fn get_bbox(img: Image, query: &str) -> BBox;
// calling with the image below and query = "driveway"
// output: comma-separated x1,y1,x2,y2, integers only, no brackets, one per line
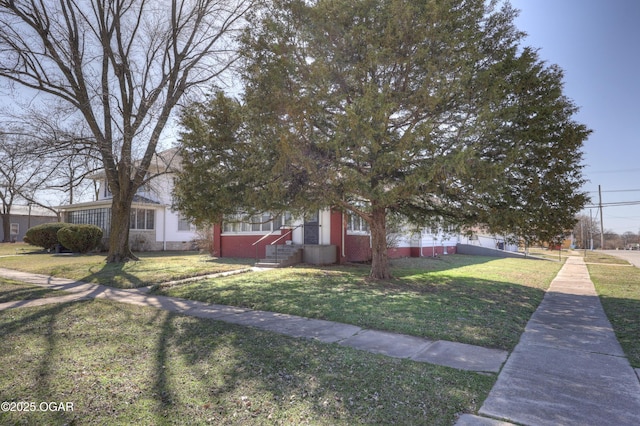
601,249,640,268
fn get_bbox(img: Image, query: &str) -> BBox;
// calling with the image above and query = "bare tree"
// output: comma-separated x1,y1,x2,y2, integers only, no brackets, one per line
0,0,255,261
0,131,58,241
572,213,600,250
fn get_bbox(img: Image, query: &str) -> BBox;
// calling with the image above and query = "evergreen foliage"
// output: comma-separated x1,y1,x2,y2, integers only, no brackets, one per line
174,0,590,279
24,223,68,250
57,224,104,254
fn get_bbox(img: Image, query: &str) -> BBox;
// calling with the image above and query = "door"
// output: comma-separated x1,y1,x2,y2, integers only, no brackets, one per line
303,211,320,245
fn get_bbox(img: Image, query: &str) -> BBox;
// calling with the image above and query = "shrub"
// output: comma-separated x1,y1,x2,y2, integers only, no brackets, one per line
57,224,103,254
24,222,69,250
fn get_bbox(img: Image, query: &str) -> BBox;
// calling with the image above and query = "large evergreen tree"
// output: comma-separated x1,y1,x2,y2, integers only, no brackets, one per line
175,0,589,279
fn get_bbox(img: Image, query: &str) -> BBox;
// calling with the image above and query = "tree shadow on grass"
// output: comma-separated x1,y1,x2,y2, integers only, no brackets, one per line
0,300,494,425
0,302,85,425
79,261,147,289
73,253,253,289
0,284,65,303
142,309,496,425
598,295,640,367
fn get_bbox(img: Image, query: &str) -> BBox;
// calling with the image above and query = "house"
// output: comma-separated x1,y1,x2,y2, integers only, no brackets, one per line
210,208,522,266
211,209,462,265
0,204,59,242
57,149,199,251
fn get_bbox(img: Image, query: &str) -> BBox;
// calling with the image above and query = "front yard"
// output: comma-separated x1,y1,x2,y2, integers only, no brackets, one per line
154,256,561,351
0,297,493,425
1,244,637,424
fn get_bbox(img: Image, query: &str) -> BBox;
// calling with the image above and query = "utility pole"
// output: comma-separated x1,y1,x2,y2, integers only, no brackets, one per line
581,219,585,255
599,185,604,249
590,209,594,250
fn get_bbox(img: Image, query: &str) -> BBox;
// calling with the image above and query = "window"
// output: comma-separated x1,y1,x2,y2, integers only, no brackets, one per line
10,223,19,235
347,214,369,234
222,212,291,233
426,224,456,235
130,208,155,230
178,216,193,232
103,182,112,198
68,208,111,233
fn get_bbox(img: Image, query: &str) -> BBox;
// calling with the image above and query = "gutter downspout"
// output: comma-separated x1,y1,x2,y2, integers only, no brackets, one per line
432,235,436,257
162,205,167,251
342,212,346,259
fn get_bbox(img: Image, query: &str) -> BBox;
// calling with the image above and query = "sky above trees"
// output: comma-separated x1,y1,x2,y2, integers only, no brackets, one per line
510,0,640,234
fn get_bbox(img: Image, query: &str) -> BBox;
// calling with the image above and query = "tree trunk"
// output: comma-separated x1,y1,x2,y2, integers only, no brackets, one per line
1,213,10,242
106,194,138,263
369,205,391,280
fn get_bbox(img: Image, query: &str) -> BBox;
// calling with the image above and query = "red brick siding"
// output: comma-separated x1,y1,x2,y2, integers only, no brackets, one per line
387,247,412,258
345,234,372,262
214,229,291,259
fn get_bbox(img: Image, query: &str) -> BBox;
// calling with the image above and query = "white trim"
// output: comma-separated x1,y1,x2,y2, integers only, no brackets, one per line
221,231,275,236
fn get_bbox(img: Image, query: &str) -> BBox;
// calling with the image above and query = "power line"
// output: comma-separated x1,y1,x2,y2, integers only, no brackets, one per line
585,202,640,208
584,201,640,208
587,168,640,174
586,188,640,193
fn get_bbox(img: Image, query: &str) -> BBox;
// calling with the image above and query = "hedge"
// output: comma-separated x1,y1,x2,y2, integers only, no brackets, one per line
24,222,69,250
57,224,103,254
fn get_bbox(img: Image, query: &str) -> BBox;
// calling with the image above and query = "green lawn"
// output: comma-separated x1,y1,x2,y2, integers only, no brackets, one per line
0,248,252,288
0,298,493,425
155,256,562,351
0,242,42,256
583,250,630,265
587,258,640,367
2,248,639,423
0,250,562,351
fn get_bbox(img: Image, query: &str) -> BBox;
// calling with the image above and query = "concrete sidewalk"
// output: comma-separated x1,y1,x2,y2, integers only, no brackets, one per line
458,256,640,426
0,267,507,373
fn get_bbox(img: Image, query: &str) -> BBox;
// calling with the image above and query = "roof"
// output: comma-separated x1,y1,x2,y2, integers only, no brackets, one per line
57,196,163,211
6,205,58,217
88,147,182,180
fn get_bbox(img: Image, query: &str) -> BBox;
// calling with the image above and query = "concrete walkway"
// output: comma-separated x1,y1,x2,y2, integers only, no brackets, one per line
0,267,507,373
457,256,640,426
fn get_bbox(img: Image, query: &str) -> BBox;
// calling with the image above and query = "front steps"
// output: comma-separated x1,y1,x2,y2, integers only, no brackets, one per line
254,244,303,268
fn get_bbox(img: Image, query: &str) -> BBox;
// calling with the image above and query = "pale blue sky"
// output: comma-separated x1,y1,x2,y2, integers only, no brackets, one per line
509,0,640,234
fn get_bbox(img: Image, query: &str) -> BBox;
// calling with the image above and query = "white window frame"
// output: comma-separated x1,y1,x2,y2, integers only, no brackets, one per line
222,212,292,235
346,213,370,235
130,208,155,230
177,215,194,232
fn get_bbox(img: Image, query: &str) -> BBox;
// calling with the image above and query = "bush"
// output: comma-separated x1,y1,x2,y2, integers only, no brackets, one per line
57,224,103,254
24,222,69,250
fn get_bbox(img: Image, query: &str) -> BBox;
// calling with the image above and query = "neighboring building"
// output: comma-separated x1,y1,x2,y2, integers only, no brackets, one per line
458,232,519,252
0,204,59,242
57,149,199,251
